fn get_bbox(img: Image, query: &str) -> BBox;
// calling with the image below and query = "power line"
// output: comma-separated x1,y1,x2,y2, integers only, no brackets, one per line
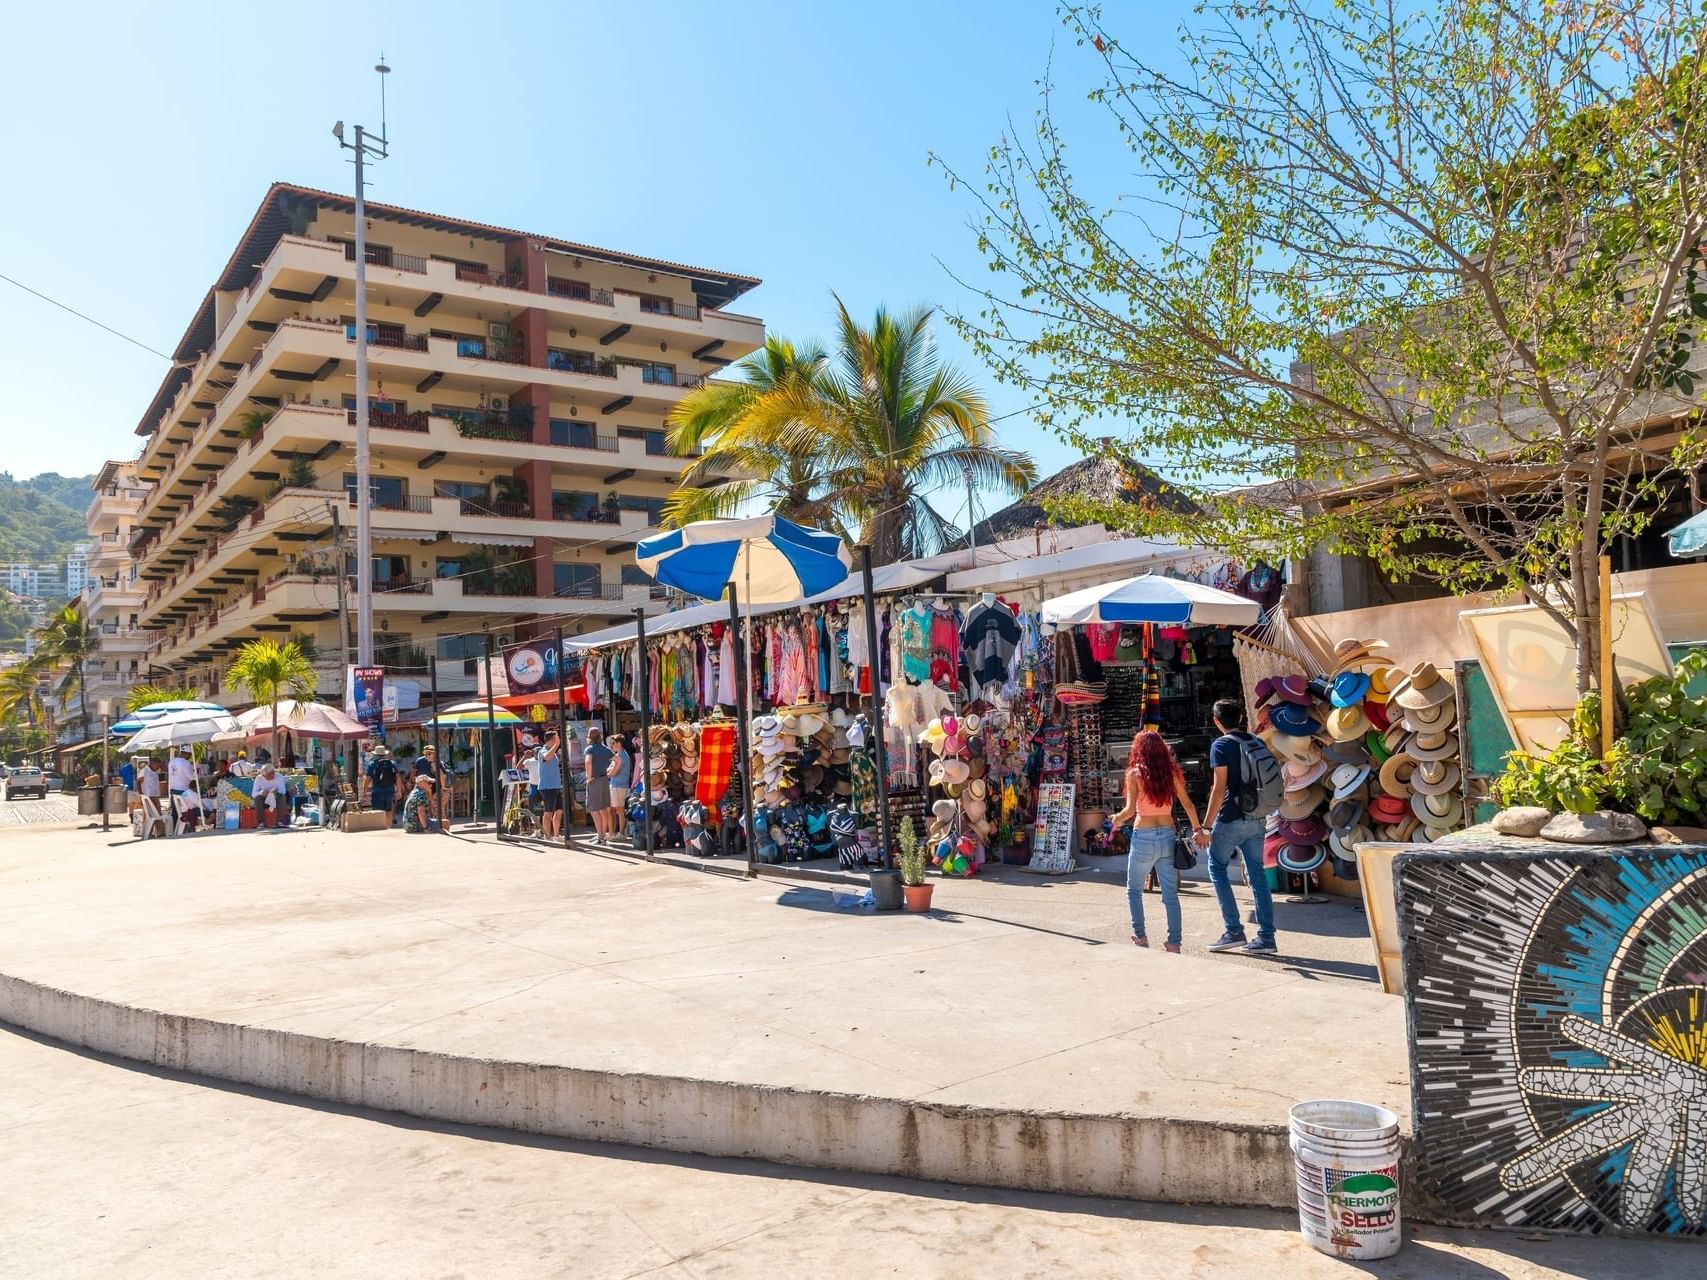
0,271,174,362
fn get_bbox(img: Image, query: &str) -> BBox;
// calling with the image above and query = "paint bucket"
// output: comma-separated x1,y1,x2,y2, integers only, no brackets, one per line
1289,1099,1403,1260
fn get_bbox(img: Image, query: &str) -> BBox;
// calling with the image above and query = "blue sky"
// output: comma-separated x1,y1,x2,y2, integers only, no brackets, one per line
0,1,1191,527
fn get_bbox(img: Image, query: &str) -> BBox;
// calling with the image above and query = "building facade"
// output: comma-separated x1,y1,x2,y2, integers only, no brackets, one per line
63,543,91,598
127,184,762,699
70,461,151,728
0,562,64,599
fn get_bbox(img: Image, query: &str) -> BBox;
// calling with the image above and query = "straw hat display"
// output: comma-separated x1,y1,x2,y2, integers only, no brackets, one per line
1253,642,1468,878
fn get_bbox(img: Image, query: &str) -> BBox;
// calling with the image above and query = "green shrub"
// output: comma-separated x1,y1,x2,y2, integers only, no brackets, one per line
895,816,928,885
1496,651,1707,824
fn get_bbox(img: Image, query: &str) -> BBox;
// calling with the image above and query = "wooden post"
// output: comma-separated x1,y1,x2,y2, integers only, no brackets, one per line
1599,555,1614,757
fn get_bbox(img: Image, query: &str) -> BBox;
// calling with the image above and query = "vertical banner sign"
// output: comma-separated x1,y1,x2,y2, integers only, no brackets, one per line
353,666,385,739
1029,782,1077,872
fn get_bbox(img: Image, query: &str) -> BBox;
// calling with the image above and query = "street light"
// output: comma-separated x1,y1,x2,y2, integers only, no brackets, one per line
94,697,116,832
333,56,392,669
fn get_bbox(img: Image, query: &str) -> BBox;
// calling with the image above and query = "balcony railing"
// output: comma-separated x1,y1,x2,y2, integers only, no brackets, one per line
555,580,623,601
344,492,433,514
462,575,539,598
449,409,533,441
348,407,431,433
460,498,530,519
547,280,614,306
351,575,431,596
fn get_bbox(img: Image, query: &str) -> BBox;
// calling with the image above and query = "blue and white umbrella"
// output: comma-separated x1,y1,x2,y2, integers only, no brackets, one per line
110,699,230,737
1666,509,1707,559
636,516,850,873
1041,572,1260,629
635,515,851,604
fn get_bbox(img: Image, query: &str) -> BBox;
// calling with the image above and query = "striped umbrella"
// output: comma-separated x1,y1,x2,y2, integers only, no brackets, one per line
110,699,230,737
420,700,523,728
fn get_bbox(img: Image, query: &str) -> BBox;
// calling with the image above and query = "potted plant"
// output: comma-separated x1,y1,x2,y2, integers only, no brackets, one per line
896,817,933,912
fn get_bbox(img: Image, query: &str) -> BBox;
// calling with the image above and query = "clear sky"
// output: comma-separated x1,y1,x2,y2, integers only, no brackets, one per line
0,0,1190,527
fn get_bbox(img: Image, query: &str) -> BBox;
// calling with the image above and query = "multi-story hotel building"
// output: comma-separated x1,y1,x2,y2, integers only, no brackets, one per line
72,461,151,727
128,183,762,698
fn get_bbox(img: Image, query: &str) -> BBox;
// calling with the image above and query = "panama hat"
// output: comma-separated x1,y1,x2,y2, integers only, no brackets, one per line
1386,813,1422,842
1262,731,1317,764
1277,814,1328,844
1279,786,1325,820
1277,841,1327,873
1404,696,1457,729
938,757,971,786
1326,704,1369,742
1369,792,1409,824
754,714,781,735
1412,790,1464,828
1366,665,1402,700
1408,730,1458,762
1330,762,1372,801
1393,662,1454,710
1330,637,1392,673
967,777,989,800
1413,759,1462,796
1323,739,1371,766
1283,757,1329,791
1256,674,1313,708
961,713,983,736
1329,671,1371,708
919,718,947,746
1269,702,1323,737
1329,824,1372,860
1328,796,1367,830
1377,751,1416,798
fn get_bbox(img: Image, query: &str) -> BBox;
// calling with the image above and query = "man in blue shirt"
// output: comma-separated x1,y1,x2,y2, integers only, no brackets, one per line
118,756,137,793
535,733,563,839
1200,697,1279,955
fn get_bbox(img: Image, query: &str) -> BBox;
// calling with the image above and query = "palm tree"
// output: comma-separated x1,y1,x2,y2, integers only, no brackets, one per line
125,682,202,713
662,336,843,530
224,637,317,760
0,658,52,740
664,301,1036,562
34,603,99,739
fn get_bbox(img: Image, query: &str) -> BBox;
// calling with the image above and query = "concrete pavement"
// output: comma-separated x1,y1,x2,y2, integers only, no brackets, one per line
3,1024,1693,1280
0,793,80,826
0,823,1407,1210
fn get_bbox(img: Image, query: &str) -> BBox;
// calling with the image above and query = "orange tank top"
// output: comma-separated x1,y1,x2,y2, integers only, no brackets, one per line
1128,767,1175,818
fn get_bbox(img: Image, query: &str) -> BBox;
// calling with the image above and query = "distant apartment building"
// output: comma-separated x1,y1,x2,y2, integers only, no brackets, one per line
0,562,64,599
63,542,91,597
126,183,763,697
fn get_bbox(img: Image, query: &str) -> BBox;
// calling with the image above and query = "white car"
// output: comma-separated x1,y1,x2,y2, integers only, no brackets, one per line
2,766,47,800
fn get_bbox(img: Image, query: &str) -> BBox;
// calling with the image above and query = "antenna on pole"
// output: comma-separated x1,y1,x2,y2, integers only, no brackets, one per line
374,55,391,156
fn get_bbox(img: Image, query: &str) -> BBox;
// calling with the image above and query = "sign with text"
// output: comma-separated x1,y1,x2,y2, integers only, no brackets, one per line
350,666,385,739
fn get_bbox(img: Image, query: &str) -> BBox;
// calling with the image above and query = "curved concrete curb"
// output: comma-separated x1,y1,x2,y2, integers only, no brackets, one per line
0,971,1296,1209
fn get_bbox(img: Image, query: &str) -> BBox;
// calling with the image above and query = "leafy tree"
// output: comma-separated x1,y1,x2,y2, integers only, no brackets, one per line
0,658,53,743
939,0,1707,700
224,637,317,759
666,301,1036,563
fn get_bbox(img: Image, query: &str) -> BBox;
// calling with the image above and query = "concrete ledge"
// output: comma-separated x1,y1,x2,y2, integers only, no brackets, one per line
0,970,1295,1209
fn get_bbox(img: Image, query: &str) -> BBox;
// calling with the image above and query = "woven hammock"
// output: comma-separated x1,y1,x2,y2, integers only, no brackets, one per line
1232,604,1326,724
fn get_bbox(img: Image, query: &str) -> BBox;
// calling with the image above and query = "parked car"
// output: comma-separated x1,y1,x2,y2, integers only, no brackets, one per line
2,766,47,800
41,768,66,791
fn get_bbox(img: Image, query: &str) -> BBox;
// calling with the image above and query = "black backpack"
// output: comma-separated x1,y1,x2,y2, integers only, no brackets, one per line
1229,733,1284,819
370,759,397,790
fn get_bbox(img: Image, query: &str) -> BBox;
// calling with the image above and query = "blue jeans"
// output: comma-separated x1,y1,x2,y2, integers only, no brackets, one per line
1207,816,1275,942
1126,826,1182,945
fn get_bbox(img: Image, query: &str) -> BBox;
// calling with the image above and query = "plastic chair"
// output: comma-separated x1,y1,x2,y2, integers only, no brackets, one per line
171,792,202,835
135,796,169,841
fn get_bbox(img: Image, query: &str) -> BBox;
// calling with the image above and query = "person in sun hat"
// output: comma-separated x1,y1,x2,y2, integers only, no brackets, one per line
1110,730,1205,954
1201,697,1281,956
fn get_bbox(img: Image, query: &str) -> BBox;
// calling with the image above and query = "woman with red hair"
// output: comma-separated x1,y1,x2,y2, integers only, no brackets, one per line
1110,731,1205,951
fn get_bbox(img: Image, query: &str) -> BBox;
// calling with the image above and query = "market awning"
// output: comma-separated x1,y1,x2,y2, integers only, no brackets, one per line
53,737,107,754
460,532,534,548
563,560,944,650
372,528,439,541
1667,509,1707,558
495,686,586,711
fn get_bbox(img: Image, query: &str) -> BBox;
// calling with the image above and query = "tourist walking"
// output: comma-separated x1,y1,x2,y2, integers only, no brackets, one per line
1110,730,1205,952
535,732,564,840
607,733,632,839
365,746,398,825
584,726,613,842
1201,698,1281,954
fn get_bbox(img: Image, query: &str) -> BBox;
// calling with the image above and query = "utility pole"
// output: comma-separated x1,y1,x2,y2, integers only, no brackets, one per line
333,56,391,667
330,501,352,678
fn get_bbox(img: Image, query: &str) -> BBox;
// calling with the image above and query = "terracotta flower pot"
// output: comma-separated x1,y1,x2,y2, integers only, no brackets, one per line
902,882,934,913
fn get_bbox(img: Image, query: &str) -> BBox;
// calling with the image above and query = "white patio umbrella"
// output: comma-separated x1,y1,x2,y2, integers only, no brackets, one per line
1041,572,1261,629
235,699,369,742
119,707,243,753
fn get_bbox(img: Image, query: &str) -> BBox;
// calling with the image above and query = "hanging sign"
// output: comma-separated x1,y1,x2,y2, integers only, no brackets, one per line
350,666,385,740
1029,782,1077,872
498,638,582,695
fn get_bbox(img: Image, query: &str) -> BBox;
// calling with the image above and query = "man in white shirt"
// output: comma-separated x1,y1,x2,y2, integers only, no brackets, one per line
250,762,289,828
229,750,256,779
139,759,161,800
167,749,195,797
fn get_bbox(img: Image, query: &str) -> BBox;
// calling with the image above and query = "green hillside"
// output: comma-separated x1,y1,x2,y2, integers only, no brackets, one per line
0,472,94,570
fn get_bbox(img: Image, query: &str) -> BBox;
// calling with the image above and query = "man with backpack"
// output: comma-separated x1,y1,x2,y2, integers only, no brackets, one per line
1199,697,1280,955
364,745,399,825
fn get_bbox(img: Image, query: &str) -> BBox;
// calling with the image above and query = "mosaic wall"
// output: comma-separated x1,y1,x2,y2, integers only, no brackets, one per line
1397,845,1707,1235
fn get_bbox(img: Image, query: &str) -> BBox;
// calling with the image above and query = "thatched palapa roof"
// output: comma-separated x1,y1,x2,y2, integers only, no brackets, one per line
970,447,1201,545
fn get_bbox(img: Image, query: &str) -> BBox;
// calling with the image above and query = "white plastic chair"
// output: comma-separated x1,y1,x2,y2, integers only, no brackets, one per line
171,792,202,835
135,796,168,841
